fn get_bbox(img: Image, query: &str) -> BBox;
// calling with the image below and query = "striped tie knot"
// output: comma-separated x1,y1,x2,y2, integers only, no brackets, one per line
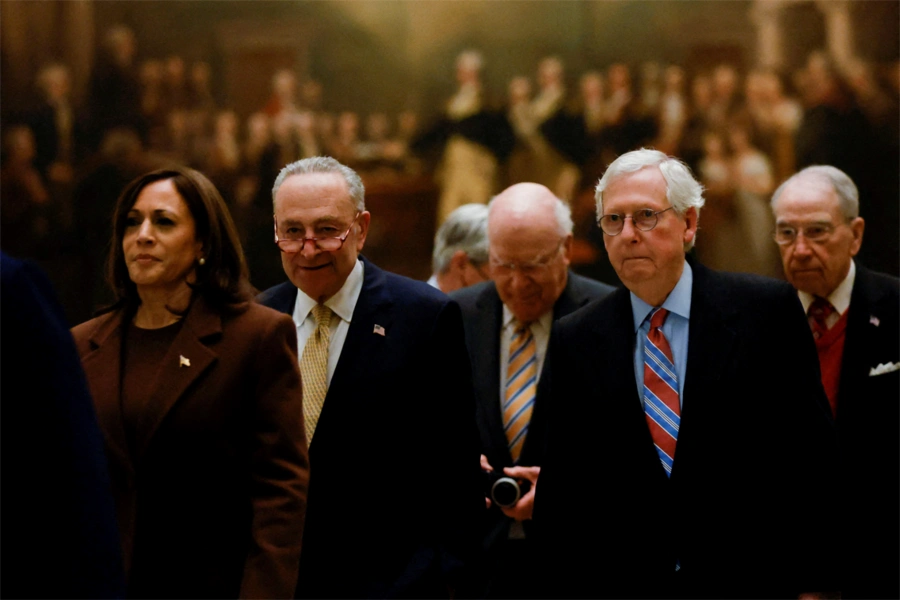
643,307,680,477
650,306,669,330
504,320,537,464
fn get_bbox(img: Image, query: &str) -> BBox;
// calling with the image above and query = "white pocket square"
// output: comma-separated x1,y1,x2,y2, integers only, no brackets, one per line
869,362,900,376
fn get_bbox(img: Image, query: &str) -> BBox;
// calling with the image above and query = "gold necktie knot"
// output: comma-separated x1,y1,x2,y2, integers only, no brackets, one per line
313,303,334,328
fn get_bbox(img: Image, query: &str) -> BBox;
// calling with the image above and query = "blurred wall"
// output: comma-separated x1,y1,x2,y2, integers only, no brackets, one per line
3,0,896,122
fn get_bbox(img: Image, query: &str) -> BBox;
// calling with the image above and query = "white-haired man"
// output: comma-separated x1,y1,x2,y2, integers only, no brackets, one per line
534,149,838,598
771,165,899,600
428,202,490,294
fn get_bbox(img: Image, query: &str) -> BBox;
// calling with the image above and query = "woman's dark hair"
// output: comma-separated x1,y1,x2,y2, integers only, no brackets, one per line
104,165,254,314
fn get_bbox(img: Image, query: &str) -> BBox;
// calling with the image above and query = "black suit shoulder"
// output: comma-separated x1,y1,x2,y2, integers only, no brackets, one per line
839,261,899,599
448,279,495,313
566,271,617,298
451,271,614,317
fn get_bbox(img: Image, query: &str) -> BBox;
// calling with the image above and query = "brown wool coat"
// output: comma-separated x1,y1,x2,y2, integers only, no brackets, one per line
71,297,309,599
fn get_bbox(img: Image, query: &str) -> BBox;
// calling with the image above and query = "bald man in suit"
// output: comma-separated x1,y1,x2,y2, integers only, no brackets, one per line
450,183,614,598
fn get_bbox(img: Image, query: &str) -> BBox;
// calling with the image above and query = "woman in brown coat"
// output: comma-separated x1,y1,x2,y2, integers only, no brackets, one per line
71,166,309,599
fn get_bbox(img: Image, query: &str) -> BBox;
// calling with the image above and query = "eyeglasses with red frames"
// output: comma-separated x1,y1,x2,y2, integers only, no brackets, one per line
274,212,361,253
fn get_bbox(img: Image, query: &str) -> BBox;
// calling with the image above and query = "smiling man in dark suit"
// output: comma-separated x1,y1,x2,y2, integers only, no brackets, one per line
771,165,899,600
533,148,838,599
257,156,484,599
449,182,614,598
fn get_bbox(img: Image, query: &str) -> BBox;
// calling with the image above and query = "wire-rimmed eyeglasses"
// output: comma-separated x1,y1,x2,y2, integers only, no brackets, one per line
773,221,841,246
598,206,676,236
489,238,565,278
274,212,361,253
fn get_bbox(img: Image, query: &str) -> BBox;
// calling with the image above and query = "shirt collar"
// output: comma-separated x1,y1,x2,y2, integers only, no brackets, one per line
292,259,364,324
502,304,553,335
797,259,855,315
631,260,693,333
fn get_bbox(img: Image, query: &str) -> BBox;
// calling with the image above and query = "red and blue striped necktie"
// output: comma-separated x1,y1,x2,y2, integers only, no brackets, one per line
643,308,680,477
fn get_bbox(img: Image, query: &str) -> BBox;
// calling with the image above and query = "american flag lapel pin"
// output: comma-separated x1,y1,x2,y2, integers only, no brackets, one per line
870,315,880,327
373,324,385,336
179,354,191,368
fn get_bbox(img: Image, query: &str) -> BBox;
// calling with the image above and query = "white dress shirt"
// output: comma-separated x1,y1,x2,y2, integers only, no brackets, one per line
797,260,855,329
291,259,364,388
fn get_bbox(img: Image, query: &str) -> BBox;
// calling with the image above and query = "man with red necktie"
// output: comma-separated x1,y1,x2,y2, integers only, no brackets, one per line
534,149,838,599
771,165,899,600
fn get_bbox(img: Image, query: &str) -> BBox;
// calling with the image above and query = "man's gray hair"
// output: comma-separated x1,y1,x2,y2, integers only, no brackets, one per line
595,148,705,250
432,203,490,274
272,156,366,212
770,165,859,220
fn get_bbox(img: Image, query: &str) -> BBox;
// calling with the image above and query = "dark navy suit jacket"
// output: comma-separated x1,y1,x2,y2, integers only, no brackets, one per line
838,261,899,600
1,252,125,599
450,272,614,597
534,260,839,599
258,255,484,599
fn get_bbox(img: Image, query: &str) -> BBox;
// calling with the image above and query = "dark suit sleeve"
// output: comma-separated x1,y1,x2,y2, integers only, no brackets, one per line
0,252,126,599
427,300,485,593
240,311,310,599
529,318,585,596
758,284,840,593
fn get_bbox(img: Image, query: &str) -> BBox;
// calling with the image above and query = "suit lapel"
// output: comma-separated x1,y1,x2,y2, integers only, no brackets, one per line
838,262,889,420
317,258,392,448
521,274,600,462
678,264,738,467
134,298,221,458
551,273,591,319
82,311,132,471
474,285,505,459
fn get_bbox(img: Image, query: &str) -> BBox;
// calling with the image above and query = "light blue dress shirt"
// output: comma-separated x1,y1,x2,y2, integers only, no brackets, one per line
631,261,692,408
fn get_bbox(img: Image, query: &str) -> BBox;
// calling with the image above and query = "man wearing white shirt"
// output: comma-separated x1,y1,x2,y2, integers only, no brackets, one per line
258,156,483,599
428,203,490,294
771,165,899,600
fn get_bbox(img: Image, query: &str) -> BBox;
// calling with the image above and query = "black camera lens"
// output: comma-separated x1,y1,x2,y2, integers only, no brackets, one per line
484,471,532,508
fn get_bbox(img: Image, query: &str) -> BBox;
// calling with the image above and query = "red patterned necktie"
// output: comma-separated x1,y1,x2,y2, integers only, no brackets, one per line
643,308,680,477
808,296,835,340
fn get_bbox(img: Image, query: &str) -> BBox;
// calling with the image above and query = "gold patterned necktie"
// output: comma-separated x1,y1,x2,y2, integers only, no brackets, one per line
300,304,335,442
504,320,537,463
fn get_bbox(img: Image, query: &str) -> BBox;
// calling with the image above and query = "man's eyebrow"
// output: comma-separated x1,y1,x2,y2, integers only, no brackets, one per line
775,219,833,226
278,216,345,227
